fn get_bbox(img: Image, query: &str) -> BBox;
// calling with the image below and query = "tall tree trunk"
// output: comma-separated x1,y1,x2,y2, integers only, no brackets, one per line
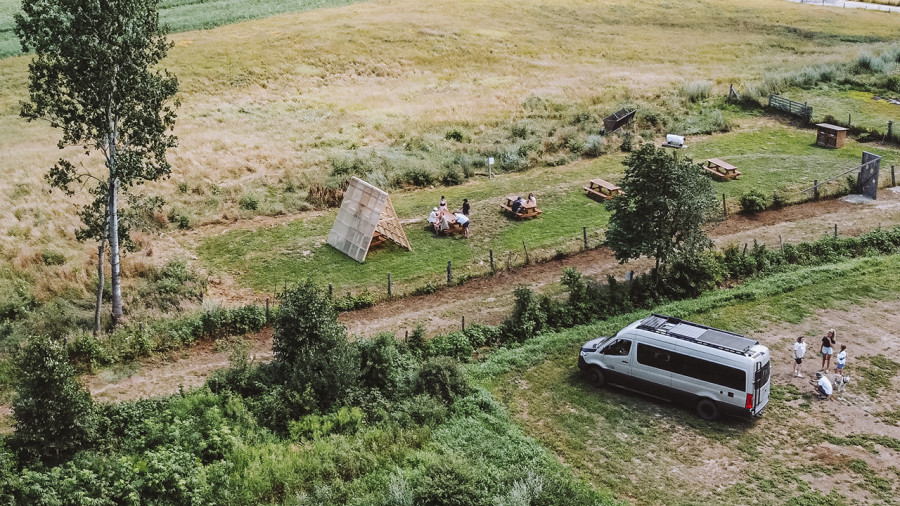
109,177,123,326
93,240,106,336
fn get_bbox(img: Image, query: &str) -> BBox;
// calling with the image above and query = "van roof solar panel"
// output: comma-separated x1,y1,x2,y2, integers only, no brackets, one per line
639,314,758,355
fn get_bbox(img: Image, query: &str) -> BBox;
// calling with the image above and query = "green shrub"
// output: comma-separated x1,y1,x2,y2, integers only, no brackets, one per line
499,286,547,344
136,260,207,311
406,324,428,356
740,189,769,214
11,336,97,466
239,193,259,211
441,166,464,186
582,134,606,157
427,331,473,362
68,333,108,371
41,250,65,266
272,279,358,412
333,291,375,312
289,406,364,442
400,167,435,187
358,332,417,399
444,128,466,142
415,356,471,405
620,132,634,152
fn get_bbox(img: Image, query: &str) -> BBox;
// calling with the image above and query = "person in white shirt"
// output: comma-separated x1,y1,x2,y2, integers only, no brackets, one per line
527,192,537,207
427,207,438,224
835,345,848,376
812,371,832,399
454,212,470,238
792,336,807,378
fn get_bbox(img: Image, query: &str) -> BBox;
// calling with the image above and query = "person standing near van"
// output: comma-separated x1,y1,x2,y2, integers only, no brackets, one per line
820,329,836,371
835,345,848,376
792,336,807,378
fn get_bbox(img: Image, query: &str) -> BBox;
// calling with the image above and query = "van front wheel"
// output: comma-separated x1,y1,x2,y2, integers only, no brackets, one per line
586,367,606,387
696,399,720,421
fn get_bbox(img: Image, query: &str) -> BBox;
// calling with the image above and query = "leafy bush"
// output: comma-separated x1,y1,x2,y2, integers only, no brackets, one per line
41,250,65,266
582,134,606,157
239,193,259,211
444,128,466,142
414,356,471,405
358,332,417,399
272,279,358,413
11,336,97,466
332,290,375,312
406,324,428,357
499,286,547,344
399,167,435,187
427,331,473,362
620,132,634,152
441,166,464,186
289,406,364,442
740,189,769,214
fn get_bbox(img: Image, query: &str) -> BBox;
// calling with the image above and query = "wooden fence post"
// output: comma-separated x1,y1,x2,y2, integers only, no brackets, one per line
447,260,452,284
779,234,784,251
892,165,896,187
489,249,495,272
813,180,819,200
387,273,392,298
583,226,588,250
523,241,530,264
722,193,727,217
834,224,838,239
265,298,270,323
461,316,465,332
328,283,333,298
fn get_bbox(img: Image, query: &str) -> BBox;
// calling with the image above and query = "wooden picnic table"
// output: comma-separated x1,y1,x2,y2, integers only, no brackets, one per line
500,195,542,219
704,158,741,180
583,178,624,200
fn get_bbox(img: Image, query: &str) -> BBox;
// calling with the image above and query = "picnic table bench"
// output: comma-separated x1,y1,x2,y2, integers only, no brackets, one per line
500,195,542,219
583,178,624,200
704,158,741,180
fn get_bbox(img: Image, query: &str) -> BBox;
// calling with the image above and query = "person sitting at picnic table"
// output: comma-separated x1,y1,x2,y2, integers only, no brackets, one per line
439,196,447,211
438,211,450,232
515,196,527,214
510,196,523,214
454,212,470,238
427,207,438,225
527,193,536,207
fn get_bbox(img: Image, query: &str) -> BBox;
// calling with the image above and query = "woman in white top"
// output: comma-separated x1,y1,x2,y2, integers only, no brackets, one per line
527,193,536,207
835,345,848,376
792,336,807,378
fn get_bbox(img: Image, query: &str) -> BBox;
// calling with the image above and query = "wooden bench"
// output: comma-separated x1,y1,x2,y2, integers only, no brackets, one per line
500,195,542,219
704,158,741,180
584,178,624,200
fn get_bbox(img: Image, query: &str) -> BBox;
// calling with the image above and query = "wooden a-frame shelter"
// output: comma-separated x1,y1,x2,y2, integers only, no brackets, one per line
326,177,411,263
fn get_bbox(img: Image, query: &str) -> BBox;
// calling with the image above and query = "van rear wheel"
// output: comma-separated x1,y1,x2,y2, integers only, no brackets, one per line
586,367,606,387
696,399,720,421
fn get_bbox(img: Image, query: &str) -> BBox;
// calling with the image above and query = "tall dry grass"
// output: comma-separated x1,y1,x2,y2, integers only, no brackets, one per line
1,0,899,300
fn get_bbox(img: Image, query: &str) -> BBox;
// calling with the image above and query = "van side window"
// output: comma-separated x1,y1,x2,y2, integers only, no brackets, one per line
637,343,746,390
601,339,632,356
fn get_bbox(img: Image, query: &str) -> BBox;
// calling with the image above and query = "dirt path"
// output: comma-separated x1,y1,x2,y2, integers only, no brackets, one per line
59,187,900,404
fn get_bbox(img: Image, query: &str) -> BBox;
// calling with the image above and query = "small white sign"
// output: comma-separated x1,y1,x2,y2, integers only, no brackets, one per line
488,157,494,165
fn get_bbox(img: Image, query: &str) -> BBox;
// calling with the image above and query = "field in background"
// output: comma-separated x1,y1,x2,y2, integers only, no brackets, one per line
2,0,900,302
0,0,363,58
198,122,900,296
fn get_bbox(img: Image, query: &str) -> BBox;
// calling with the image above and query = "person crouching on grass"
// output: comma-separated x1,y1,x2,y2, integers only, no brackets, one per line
792,336,807,378
810,371,833,400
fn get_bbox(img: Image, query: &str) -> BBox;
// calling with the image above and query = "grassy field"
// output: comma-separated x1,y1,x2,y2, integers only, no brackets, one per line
198,122,900,296
0,0,364,59
3,0,900,309
785,87,900,133
479,253,900,504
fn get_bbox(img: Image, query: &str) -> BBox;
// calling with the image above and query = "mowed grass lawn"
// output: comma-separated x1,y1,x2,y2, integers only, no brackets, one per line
786,87,900,133
198,122,900,295
484,254,900,504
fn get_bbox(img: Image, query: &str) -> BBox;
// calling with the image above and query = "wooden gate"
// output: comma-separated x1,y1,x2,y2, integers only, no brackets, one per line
858,151,881,200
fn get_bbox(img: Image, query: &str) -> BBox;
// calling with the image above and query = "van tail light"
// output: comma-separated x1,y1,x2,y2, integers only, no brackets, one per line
745,393,754,410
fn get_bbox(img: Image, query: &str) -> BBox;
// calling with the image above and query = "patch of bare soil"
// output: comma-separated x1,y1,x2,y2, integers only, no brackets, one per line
3,188,893,409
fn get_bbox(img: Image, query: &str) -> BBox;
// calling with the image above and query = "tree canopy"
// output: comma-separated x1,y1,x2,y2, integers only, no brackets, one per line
15,0,178,325
605,144,717,275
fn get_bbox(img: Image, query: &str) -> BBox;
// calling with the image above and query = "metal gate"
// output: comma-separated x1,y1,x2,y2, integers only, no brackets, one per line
858,151,881,200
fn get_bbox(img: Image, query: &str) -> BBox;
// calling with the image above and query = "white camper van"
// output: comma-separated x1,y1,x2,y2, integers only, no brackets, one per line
578,314,770,420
